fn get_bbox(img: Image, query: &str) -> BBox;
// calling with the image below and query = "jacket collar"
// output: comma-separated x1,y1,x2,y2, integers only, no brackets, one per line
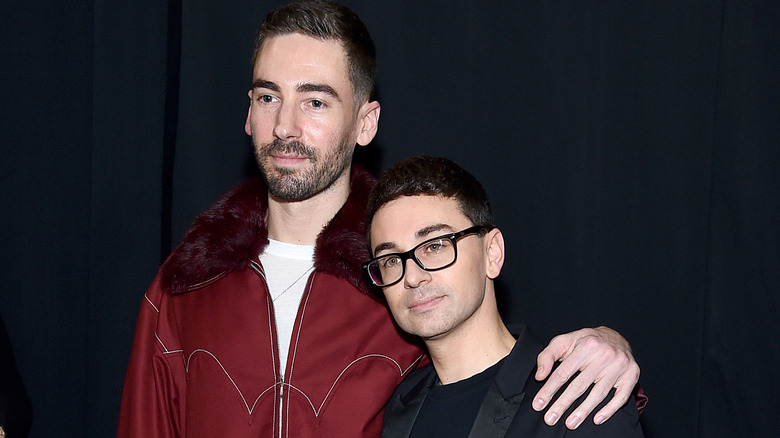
384,325,541,438
159,166,376,295
468,324,540,438
491,324,541,400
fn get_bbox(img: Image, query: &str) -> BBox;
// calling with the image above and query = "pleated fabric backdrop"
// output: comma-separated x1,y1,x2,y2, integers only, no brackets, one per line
1,1,777,436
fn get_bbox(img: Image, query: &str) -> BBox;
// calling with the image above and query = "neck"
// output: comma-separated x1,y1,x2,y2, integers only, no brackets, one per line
266,170,351,245
425,290,516,385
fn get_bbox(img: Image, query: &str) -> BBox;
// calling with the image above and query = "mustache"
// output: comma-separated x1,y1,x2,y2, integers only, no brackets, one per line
260,139,316,159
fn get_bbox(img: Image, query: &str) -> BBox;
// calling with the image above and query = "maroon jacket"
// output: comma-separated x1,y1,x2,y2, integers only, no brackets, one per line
118,167,425,437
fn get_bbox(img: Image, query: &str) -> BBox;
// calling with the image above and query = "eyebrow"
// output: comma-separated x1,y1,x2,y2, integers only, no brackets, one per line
372,223,455,256
416,223,453,239
251,79,279,92
298,83,341,102
250,79,341,102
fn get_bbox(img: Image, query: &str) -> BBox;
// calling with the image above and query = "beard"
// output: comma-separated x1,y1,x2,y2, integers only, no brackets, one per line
253,133,354,201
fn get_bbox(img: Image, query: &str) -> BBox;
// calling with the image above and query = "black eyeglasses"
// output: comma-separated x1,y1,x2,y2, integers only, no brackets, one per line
362,225,492,287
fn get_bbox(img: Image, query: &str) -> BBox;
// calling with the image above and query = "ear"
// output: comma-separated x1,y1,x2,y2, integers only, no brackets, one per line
244,90,253,136
484,228,505,280
355,100,381,146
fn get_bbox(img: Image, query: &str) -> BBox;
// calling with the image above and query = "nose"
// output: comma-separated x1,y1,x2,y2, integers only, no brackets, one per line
273,101,302,140
403,258,430,289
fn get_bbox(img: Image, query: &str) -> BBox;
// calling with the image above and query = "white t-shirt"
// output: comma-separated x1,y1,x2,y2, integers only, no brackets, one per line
259,239,315,379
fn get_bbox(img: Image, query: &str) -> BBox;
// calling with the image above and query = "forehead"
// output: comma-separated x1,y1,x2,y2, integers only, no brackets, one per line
371,195,470,242
253,33,350,87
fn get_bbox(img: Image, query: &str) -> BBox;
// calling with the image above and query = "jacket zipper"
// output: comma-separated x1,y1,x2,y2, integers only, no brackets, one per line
252,260,315,438
277,273,315,438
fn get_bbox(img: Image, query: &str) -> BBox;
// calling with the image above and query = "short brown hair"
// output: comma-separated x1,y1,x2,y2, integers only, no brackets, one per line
251,0,376,104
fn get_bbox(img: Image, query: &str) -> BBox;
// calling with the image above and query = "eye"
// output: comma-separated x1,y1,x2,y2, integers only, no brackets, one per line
382,255,402,268
309,99,325,108
423,239,445,253
257,94,276,103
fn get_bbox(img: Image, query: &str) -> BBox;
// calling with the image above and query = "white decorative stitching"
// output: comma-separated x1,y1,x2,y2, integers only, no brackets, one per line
186,348,277,415
284,271,315,438
402,353,425,376
188,272,227,289
155,332,172,352
146,293,177,354
181,349,419,419
284,353,419,417
249,260,265,281
144,293,159,313
264,268,280,437
170,264,421,428
283,272,422,419
251,259,281,437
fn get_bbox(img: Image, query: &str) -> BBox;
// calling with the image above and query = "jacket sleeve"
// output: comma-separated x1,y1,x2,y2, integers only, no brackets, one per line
117,278,186,438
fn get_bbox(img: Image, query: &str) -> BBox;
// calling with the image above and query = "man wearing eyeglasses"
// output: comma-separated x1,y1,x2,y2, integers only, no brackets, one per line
364,156,645,437
119,1,644,436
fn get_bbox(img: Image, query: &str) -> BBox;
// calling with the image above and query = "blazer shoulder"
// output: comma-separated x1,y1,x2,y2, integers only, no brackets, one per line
396,364,435,393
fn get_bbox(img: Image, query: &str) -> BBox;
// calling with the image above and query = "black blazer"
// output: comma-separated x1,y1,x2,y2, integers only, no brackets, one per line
381,325,644,437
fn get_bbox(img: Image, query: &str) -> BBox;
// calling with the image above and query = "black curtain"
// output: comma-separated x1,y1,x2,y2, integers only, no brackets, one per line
1,1,777,437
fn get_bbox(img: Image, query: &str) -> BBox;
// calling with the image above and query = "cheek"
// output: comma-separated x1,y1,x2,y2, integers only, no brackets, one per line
383,289,405,316
311,116,352,141
310,110,356,142
305,123,327,141
248,110,274,135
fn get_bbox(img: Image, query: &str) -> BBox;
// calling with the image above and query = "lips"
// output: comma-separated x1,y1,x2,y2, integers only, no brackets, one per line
408,295,444,313
271,154,309,166
260,139,316,166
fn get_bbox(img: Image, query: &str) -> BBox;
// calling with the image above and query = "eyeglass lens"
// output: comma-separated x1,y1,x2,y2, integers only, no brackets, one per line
368,237,456,286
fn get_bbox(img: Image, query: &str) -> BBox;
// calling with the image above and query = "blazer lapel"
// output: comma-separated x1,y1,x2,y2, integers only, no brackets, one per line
467,325,542,438
467,384,525,438
381,370,438,438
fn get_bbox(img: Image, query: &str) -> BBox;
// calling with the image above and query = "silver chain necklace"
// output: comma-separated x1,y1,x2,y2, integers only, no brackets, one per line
271,266,314,302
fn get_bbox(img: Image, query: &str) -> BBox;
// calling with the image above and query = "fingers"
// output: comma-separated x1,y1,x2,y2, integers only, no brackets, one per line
592,367,640,425
558,375,615,429
533,328,641,429
534,329,586,382
537,342,603,426
533,333,591,413
535,350,554,381
535,338,562,382
554,352,638,429
555,338,631,428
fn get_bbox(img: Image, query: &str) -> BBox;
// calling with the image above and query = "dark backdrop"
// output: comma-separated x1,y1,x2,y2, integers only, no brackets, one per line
2,1,777,437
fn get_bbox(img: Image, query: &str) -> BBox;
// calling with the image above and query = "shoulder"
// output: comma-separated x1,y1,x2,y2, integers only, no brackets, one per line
500,326,644,436
393,364,436,398
384,363,436,413
159,177,269,293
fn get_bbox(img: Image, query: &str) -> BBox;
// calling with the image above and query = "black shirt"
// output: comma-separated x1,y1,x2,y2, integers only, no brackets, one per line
410,357,506,437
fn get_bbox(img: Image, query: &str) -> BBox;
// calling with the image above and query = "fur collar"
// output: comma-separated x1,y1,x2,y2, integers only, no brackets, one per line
159,166,376,295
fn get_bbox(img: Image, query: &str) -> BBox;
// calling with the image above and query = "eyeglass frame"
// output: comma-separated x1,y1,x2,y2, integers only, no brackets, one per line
362,225,493,288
